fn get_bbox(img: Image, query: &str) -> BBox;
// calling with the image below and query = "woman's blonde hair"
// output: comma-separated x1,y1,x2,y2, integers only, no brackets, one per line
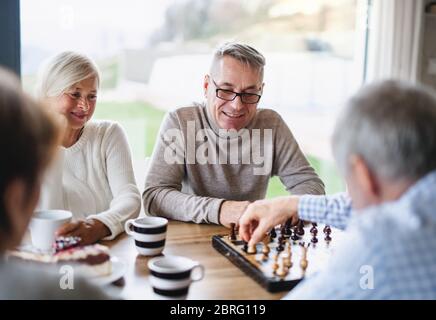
35,51,100,99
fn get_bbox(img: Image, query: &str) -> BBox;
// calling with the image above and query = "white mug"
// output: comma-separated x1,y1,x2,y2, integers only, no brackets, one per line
148,255,205,300
125,216,168,256
29,210,72,251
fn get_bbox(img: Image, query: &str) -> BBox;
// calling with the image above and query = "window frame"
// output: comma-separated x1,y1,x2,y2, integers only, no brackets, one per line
0,0,21,77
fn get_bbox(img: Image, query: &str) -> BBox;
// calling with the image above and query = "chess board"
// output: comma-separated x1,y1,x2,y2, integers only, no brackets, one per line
212,223,341,292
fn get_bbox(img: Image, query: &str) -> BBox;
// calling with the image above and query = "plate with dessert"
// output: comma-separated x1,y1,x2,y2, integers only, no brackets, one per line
87,256,126,286
8,236,126,286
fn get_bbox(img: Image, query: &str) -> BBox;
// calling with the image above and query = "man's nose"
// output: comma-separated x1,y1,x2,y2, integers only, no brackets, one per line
229,95,244,112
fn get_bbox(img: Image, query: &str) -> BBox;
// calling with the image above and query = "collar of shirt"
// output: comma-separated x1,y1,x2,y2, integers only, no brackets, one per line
352,169,436,230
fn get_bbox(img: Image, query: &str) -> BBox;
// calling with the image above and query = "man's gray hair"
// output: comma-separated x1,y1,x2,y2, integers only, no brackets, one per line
211,42,266,79
332,80,436,181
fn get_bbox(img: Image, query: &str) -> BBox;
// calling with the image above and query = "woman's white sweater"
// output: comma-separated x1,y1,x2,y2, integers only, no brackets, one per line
38,120,141,240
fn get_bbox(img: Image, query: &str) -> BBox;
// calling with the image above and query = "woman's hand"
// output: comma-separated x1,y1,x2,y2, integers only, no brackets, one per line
56,219,111,245
238,196,300,247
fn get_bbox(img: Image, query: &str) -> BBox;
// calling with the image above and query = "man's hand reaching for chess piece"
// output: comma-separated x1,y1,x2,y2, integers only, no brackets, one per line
239,196,300,246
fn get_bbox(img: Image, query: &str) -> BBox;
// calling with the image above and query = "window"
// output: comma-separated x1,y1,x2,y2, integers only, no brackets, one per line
21,0,369,195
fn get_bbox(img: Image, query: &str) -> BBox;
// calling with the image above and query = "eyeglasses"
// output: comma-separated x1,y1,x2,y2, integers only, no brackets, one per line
212,79,261,104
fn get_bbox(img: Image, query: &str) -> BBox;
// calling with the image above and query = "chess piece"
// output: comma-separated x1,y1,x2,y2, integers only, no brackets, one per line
280,225,286,237
300,245,308,273
284,256,292,268
284,219,292,237
272,254,279,273
286,241,291,255
247,244,257,254
284,245,292,268
310,224,318,244
276,236,285,252
269,228,277,240
282,255,292,269
296,220,305,236
261,253,269,262
300,257,308,272
262,242,270,254
323,225,332,243
276,258,288,278
229,223,237,241
290,228,299,241
262,235,270,253
242,241,248,252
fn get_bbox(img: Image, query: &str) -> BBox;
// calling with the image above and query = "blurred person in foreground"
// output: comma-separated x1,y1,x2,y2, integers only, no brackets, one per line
0,68,108,299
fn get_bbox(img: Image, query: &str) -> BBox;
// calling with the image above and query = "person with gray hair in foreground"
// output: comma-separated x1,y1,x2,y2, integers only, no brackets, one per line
239,80,436,299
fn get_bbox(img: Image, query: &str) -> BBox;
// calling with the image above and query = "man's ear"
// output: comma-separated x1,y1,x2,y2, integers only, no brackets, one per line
203,74,210,98
350,155,380,200
260,82,265,96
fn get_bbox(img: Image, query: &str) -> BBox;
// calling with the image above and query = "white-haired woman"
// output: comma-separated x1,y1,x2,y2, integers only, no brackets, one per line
36,51,141,245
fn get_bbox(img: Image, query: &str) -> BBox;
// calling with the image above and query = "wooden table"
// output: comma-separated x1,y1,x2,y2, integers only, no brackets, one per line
102,220,286,300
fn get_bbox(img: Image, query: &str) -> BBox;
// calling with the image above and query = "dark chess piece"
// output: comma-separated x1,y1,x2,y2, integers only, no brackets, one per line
284,219,293,237
269,228,277,240
296,220,305,236
290,229,300,241
229,223,237,241
324,225,332,242
280,225,286,239
276,236,285,252
310,224,318,244
323,225,331,234
276,242,284,252
242,241,248,252
310,223,318,235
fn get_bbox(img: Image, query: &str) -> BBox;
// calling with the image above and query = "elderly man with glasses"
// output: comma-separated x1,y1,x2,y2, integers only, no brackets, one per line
143,42,324,227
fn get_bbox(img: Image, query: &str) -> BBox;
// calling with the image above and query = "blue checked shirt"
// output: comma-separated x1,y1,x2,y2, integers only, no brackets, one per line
284,170,436,300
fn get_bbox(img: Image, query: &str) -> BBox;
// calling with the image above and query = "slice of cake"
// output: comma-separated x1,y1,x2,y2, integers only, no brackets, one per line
54,243,112,277
8,237,112,277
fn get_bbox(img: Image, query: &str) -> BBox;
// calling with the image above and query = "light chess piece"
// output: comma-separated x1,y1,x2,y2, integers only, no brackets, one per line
300,244,308,275
276,258,288,278
247,243,256,254
272,253,279,274
262,239,270,254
